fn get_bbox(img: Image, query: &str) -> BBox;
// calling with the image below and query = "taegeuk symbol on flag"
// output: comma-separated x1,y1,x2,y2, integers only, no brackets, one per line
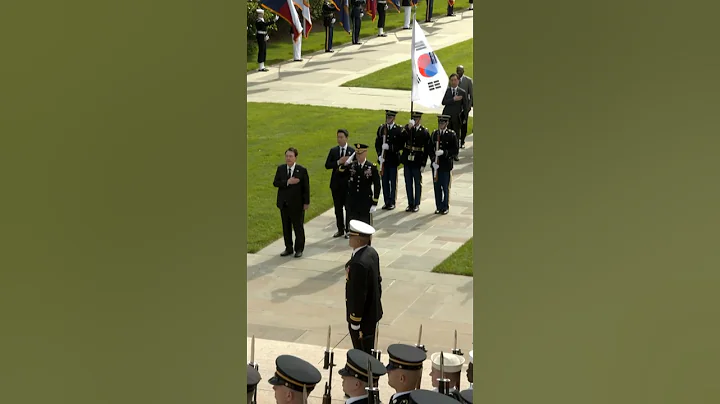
411,19,448,108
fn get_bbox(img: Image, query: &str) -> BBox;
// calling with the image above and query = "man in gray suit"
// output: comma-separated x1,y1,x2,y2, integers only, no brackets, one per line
456,65,473,150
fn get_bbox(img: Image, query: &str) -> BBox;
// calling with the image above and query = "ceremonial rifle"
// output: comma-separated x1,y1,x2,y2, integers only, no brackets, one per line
433,131,440,182
414,324,427,389
379,124,387,176
437,352,452,396
322,326,336,404
366,357,381,404
370,324,382,361
452,329,463,356
249,335,259,404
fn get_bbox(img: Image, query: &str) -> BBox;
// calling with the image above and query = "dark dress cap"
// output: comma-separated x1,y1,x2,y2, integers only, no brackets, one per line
411,111,424,119
458,389,473,404
386,344,427,371
268,355,322,393
437,114,451,121
247,364,261,393
354,143,370,151
409,389,461,404
338,348,387,383
385,110,398,116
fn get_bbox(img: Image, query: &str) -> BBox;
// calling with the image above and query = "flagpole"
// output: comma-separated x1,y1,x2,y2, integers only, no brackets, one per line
410,4,416,116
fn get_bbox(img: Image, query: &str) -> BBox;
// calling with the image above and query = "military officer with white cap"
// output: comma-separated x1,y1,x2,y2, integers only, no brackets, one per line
466,350,473,389
345,220,383,355
255,9,280,72
268,354,322,404
429,352,465,398
247,364,261,404
386,344,427,404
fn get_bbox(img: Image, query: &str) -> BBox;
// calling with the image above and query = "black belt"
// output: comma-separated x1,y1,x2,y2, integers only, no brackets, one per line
256,31,267,35
405,146,424,151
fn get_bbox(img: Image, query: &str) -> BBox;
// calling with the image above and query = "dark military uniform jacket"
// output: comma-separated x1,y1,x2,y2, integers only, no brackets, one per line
255,18,269,41
351,0,367,10
341,159,381,210
428,128,459,172
345,245,383,327
400,123,431,167
431,388,462,402
346,395,383,404
389,391,412,404
401,0,412,6
375,123,404,168
322,1,336,27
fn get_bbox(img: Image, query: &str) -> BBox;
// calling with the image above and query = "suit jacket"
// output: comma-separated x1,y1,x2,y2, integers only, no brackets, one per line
346,245,383,326
441,86,469,119
458,75,473,109
325,144,355,190
429,129,459,171
375,123,404,167
273,164,310,210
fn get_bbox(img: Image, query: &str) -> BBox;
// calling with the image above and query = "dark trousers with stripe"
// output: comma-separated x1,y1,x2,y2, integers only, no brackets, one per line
324,25,334,51
256,36,266,63
404,164,423,207
377,2,386,28
433,170,451,211
351,7,362,43
447,1,454,15
425,0,434,21
348,321,376,355
381,164,398,206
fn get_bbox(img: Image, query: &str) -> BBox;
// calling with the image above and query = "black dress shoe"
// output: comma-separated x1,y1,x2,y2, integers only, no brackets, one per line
344,233,350,239
412,206,420,212
294,251,303,258
326,49,334,53
333,231,344,238
258,68,269,72
405,206,413,212
280,250,293,257
442,209,449,215
435,210,441,214
387,205,396,210
381,205,389,210
454,156,460,161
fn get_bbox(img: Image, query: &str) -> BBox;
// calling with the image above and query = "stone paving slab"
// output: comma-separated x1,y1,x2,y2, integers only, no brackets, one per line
248,338,473,404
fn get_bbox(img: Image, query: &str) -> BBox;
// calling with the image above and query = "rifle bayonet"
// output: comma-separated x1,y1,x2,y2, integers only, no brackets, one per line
452,329,463,356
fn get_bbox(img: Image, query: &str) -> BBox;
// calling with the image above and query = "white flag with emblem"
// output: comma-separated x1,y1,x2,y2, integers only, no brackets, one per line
411,18,448,108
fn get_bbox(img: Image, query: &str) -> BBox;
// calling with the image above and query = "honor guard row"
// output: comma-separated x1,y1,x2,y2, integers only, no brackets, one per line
248,335,473,403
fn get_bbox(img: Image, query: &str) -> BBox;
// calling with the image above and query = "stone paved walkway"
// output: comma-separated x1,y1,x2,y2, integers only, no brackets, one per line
247,10,475,389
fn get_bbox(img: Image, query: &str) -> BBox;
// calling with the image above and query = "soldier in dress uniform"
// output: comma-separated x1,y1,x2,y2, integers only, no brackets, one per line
345,220,383,354
255,9,279,72
350,0,367,45
339,143,381,225
424,0,435,23
268,354,322,404
466,350,473,389
446,0,455,17
408,389,461,404
338,349,387,403
377,0,389,36
429,352,465,398
387,344,427,404
468,0,473,10
247,364,261,404
290,6,304,62
429,115,459,215
402,0,412,29
323,0,337,52
400,111,431,212
375,110,404,211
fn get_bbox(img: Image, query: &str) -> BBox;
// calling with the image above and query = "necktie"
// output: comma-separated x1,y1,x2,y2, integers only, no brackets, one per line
341,147,345,156
288,166,291,177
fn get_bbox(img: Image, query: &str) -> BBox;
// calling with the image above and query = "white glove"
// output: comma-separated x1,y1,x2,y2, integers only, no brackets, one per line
432,163,439,170
409,119,415,126
332,18,336,23
350,324,361,331
385,4,389,9
435,150,444,156
265,35,269,41
382,143,389,150
422,165,426,172
361,12,365,17
378,156,384,165
275,15,280,21
370,205,377,213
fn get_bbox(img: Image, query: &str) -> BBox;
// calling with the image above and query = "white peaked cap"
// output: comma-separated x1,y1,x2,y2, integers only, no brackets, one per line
256,9,264,13
469,350,473,364
430,352,465,373
348,220,376,236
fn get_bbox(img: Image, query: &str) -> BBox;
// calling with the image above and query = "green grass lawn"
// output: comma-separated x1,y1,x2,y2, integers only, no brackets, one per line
342,38,473,90
247,102,473,252
432,238,472,276
247,1,472,71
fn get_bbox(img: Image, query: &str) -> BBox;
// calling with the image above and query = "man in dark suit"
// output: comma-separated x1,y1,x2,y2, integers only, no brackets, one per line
273,147,310,258
441,73,469,161
456,65,473,149
325,129,355,238
345,220,383,354
339,143,381,226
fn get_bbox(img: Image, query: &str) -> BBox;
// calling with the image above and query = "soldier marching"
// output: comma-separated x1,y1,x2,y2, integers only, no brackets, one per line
400,111,431,212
